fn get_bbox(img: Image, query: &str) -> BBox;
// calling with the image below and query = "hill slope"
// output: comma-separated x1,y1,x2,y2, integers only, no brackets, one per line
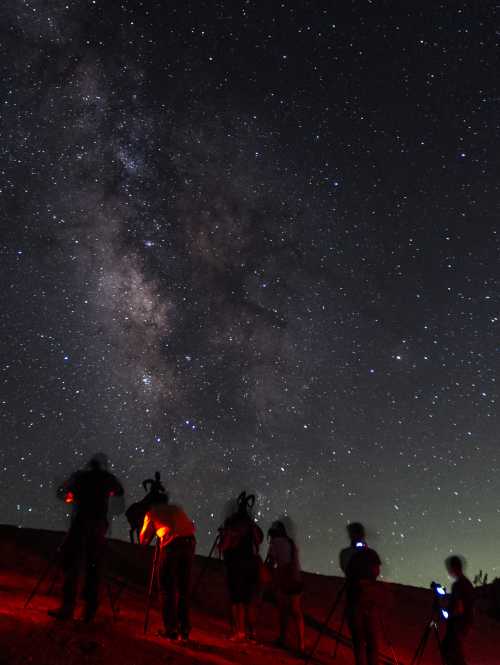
0,526,497,665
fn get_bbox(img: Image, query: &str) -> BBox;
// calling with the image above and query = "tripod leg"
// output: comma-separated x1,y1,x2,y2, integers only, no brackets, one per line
106,577,118,621
25,558,56,608
410,624,431,665
332,605,346,660
110,576,128,612
379,616,400,665
304,584,345,665
47,566,61,595
192,535,219,598
144,541,160,634
432,623,446,665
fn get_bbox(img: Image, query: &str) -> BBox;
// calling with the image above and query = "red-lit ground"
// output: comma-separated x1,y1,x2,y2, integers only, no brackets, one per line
0,526,497,664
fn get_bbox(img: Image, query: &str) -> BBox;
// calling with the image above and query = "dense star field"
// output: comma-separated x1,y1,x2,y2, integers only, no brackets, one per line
1,2,498,586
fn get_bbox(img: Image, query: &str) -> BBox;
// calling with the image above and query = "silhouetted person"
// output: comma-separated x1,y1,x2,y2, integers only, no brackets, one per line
140,493,196,641
219,491,264,642
49,453,124,622
125,472,168,543
442,556,475,665
339,522,381,665
142,471,166,497
266,521,305,654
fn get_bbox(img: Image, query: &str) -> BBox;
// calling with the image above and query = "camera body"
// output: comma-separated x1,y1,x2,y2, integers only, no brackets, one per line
430,581,446,597
430,581,448,620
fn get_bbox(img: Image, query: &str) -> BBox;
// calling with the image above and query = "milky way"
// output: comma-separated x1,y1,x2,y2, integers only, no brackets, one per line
1,1,499,586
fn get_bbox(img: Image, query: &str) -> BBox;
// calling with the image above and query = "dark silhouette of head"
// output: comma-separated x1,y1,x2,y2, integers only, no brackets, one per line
89,452,109,471
268,520,287,539
236,491,256,515
149,491,169,507
347,522,366,544
446,555,465,579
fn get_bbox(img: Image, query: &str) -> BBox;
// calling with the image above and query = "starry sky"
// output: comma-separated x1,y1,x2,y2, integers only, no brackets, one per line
1,1,499,587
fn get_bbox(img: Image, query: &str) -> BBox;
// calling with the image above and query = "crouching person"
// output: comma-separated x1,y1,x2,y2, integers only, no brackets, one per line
140,493,196,641
266,521,305,655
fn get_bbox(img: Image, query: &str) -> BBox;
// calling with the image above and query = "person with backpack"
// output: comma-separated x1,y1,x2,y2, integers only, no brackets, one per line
218,492,264,642
266,521,305,654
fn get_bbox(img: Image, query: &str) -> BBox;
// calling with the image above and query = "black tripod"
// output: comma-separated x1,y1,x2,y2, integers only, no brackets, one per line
143,539,161,634
25,534,67,609
192,531,221,598
305,583,346,664
25,534,119,620
410,608,446,665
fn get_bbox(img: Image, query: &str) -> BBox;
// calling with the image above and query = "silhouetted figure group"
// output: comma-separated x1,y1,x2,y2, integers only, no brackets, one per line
47,458,476,665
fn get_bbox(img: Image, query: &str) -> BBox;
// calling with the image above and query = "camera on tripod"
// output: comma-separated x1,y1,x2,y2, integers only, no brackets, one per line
430,581,448,620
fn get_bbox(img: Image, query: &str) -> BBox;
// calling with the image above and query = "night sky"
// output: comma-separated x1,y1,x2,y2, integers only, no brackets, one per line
1,1,499,587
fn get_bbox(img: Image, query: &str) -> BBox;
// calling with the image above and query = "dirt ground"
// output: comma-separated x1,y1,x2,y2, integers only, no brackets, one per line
0,526,498,665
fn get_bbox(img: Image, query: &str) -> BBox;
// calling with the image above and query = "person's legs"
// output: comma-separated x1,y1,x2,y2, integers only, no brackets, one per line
348,609,368,665
59,527,82,616
82,521,107,620
177,539,195,638
159,545,178,635
290,594,305,652
365,610,380,665
442,626,467,665
245,600,257,640
231,603,246,639
276,591,289,644
245,556,260,639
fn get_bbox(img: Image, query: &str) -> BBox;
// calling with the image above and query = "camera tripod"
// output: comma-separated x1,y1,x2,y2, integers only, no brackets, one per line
192,531,222,598
143,538,161,634
410,611,446,665
305,584,401,665
25,533,123,620
305,583,346,664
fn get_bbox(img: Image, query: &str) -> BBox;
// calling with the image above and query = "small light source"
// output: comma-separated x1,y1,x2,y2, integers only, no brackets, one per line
441,609,449,620
436,585,446,596
65,491,74,504
355,541,365,548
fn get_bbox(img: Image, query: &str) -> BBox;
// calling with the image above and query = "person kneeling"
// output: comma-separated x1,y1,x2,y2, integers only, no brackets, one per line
140,493,196,641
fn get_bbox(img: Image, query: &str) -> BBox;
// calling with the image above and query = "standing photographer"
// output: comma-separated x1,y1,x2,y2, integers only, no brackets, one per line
339,522,381,665
49,453,124,622
442,555,475,665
